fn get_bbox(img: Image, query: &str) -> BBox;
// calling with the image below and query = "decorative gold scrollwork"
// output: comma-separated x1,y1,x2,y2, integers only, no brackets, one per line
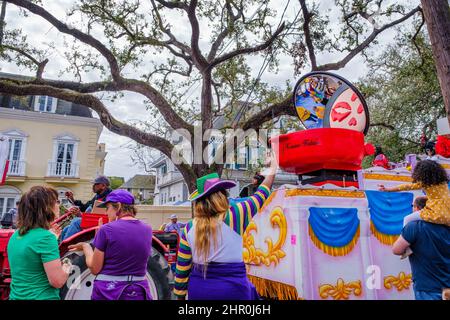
384,272,412,291
319,278,362,300
243,207,287,266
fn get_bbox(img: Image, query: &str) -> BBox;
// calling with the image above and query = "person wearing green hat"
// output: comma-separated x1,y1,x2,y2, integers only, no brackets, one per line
173,152,278,300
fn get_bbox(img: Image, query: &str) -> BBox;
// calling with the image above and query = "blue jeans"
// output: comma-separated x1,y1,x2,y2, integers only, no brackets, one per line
61,217,82,241
414,290,442,300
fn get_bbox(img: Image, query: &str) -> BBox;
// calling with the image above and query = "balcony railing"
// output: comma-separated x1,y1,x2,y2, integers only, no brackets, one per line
7,160,26,176
47,161,79,178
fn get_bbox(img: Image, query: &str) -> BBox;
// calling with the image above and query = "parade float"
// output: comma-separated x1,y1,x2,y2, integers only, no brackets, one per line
243,72,431,300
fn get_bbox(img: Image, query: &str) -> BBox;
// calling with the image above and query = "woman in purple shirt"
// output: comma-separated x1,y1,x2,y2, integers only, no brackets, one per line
68,189,153,300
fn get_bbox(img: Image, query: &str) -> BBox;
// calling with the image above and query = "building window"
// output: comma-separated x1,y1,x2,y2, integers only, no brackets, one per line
1,129,28,176
7,138,22,175
0,197,15,217
49,134,79,177
34,95,58,113
0,186,21,216
182,183,188,201
57,142,74,164
161,164,167,175
8,138,22,162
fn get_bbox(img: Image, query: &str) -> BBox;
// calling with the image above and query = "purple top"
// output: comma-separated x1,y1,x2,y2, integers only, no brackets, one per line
164,222,185,234
93,219,152,276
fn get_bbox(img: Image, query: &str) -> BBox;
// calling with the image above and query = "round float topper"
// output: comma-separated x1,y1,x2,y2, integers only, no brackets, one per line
293,71,370,135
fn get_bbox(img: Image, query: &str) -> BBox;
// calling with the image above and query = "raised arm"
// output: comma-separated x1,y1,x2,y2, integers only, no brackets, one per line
173,222,193,300
379,182,422,192
223,151,278,235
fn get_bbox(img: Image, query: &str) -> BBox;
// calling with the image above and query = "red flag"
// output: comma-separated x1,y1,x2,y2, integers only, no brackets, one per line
1,160,9,185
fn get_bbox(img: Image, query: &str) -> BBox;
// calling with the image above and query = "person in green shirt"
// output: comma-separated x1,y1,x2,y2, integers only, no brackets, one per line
7,186,71,300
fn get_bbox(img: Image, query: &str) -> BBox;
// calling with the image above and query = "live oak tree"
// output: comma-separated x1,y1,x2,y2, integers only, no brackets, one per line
0,0,422,191
360,28,445,165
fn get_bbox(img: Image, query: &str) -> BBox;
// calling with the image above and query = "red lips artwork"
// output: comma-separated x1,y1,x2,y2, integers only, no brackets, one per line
329,88,367,133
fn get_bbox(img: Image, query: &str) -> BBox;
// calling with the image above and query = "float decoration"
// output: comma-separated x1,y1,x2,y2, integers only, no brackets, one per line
248,275,301,300
384,272,412,291
243,207,287,266
246,72,420,300
294,72,369,133
285,188,366,198
319,278,362,300
366,191,414,245
363,173,413,182
270,71,373,187
308,207,360,256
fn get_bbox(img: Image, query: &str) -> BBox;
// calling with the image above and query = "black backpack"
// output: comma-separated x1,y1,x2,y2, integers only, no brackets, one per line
1,209,15,228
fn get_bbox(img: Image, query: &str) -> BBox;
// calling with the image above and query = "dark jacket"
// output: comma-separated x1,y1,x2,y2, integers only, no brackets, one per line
74,188,112,212
0,208,17,228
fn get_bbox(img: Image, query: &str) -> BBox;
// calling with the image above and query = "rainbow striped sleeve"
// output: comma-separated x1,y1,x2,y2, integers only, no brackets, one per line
225,184,271,235
173,220,193,298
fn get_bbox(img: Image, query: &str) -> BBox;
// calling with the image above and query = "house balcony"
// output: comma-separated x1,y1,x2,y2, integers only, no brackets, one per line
47,161,80,178
7,160,26,176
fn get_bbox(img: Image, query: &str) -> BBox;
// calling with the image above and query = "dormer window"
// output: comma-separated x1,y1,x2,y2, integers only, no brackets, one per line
34,95,58,113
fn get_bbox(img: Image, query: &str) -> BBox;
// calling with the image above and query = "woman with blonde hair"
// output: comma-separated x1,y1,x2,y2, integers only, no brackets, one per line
174,153,277,300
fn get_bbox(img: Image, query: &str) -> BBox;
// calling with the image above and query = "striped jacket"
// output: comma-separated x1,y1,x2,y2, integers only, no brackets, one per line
173,184,271,298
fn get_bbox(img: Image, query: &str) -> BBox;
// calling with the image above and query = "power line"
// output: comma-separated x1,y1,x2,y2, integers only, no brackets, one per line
231,0,295,127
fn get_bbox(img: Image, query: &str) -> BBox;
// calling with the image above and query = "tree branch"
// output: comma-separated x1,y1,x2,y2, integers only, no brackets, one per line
0,45,49,79
1,44,39,65
412,8,426,68
369,122,395,130
299,0,317,70
154,0,187,10
5,0,194,135
186,0,208,69
209,22,285,70
242,94,294,131
150,0,192,55
207,1,244,62
0,74,194,135
316,6,421,71
5,0,122,80
0,1,7,46
0,79,176,155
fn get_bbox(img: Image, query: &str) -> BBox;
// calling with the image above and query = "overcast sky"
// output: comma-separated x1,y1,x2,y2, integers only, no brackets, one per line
0,0,419,181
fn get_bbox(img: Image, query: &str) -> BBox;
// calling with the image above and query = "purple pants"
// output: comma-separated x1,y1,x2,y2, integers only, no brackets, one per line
91,279,153,300
187,262,259,300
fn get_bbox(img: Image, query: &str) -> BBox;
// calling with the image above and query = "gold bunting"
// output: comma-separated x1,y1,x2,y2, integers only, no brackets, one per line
370,221,399,245
364,173,412,182
308,224,360,256
247,275,302,300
